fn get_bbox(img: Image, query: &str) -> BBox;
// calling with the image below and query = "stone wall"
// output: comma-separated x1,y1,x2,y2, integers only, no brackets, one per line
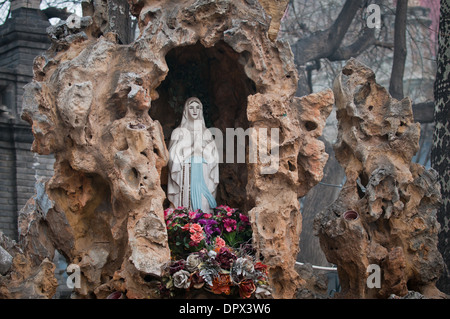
0,123,54,239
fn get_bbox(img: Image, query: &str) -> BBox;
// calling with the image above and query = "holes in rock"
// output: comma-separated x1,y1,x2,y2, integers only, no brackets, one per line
112,104,127,120
358,172,369,188
143,274,156,282
304,120,318,131
357,173,368,199
368,105,374,111
288,160,296,172
150,41,257,211
342,68,353,76
131,167,138,179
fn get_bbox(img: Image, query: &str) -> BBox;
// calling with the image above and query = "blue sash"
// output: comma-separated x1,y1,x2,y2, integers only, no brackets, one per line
188,156,217,211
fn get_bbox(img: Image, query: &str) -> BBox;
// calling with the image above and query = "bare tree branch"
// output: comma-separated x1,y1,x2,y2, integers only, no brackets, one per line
374,40,394,50
328,27,376,61
291,0,364,65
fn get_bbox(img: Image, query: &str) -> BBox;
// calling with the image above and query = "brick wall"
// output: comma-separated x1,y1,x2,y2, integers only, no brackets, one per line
0,139,16,239
0,5,53,240
0,120,55,240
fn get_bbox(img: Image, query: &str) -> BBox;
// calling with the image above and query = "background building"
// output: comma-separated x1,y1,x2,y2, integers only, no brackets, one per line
0,0,55,241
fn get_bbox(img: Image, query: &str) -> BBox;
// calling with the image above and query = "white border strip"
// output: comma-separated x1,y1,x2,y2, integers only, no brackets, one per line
295,261,338,272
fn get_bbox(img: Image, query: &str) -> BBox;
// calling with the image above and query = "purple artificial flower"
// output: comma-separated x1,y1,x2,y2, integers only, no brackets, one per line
198,219,219,242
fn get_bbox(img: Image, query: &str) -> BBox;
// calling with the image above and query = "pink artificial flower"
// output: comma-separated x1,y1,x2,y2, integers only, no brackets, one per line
189,223,203,234
203,213,212,219
225,206,233,216
181,224,190,231
189,211,197,219
223,218,237,232
215,236,226,249
239,214,249,223
190,231,205,245
164,208,174,220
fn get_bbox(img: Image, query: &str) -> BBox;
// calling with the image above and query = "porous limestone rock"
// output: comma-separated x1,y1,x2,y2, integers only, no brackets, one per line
257,0,290,41
0,230,58,299
16,0,333,299
0,241,13,276
314,59,446,299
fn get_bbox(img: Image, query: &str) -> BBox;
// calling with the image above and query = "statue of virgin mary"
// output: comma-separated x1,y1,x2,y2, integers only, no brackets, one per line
167,97,219,213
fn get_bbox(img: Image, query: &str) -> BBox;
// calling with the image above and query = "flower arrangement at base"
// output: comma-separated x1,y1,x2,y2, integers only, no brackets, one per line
164,205,253,260
160,206,272,299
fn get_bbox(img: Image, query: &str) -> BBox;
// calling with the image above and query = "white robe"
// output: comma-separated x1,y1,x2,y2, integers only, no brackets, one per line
167,98,219,213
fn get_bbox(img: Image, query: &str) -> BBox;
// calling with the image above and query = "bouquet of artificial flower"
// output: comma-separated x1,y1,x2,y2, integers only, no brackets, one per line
164,206,252,260
162,205,270,299
159,246,271,299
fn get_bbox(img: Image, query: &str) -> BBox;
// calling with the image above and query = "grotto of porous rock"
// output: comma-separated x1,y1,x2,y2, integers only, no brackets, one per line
314,59,447,299
0,0,334,299
1,0,445,300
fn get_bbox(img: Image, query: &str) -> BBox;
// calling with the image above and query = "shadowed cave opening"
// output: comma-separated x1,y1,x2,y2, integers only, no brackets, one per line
150,41,257,212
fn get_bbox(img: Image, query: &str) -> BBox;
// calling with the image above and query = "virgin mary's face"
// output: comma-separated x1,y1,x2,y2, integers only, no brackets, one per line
188,101,201,120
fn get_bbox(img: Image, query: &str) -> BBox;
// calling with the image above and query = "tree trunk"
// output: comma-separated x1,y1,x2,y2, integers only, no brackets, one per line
82,0,132,44
291,0,364,66
432,0,450,295
107,0,132,44
298,138,345,267
389,0,408,100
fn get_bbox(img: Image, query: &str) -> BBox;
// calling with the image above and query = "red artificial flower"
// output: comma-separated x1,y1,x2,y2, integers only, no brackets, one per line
254,262,268,276
215,247,237,269
238,279,256,299
211,273,232,295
